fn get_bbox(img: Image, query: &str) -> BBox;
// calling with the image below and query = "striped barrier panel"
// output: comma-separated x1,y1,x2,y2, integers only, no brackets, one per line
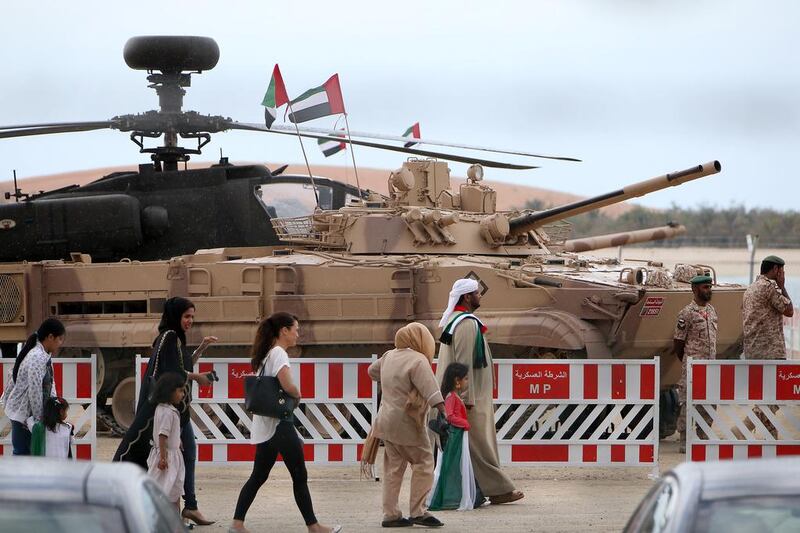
0,356,97,459
687,358,800,461
491,359,660,472
136,356,377,465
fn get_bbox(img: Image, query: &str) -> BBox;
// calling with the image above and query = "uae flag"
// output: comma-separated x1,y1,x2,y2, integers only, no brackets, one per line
318,135,346,157
402,122,421,147
288,74,346,123
261,64,289,129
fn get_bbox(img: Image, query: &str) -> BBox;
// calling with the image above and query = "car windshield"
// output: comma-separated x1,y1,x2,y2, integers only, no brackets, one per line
694,495,800,533
0,501,127,533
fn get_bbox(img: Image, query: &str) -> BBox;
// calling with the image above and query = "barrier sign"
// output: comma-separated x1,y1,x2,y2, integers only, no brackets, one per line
687,358,800,461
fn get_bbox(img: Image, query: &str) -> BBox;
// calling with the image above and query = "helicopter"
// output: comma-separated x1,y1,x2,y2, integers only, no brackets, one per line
0,35,574,263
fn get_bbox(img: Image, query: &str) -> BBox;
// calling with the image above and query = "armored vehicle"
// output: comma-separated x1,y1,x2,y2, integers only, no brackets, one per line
0,158,743,431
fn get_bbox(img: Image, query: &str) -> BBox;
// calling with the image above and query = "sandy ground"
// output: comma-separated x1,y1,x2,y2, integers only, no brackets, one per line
96,436,687,533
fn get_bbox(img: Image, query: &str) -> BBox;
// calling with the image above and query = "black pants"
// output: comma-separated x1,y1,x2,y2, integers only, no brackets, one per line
233,420,317,525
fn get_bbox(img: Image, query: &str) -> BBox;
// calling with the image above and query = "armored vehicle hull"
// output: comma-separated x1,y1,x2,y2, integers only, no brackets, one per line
0,159,744,432
0,247,743,426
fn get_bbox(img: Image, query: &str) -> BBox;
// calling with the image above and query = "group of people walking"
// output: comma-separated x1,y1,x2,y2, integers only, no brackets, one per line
3,260,788,528
673,255,793,451
368,278,523,528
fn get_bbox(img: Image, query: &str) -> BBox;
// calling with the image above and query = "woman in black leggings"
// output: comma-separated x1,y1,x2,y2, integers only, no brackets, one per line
229,312,341,533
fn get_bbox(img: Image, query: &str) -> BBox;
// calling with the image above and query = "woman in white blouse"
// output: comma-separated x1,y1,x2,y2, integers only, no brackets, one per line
2,318,65,455
230,312,341,533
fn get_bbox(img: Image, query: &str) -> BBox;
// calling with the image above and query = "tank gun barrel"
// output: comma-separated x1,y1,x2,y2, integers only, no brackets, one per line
563,223,687,253
508,161,720,236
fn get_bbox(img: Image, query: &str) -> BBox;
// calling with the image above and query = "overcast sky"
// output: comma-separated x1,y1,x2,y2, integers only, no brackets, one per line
1,0,797,209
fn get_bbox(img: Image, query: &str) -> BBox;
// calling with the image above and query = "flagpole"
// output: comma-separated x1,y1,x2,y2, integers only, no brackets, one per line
286,100,320,207
342,112,363,204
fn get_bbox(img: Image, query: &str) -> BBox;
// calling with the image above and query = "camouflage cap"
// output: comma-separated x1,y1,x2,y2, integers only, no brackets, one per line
762,255,785,266
690,275,713,285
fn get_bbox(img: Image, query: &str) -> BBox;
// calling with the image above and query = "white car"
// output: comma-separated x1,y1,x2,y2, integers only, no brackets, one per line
0,457,186,533
624,457,800,533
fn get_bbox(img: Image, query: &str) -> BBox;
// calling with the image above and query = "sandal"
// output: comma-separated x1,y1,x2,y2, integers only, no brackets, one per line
410,515,444,527
381,517,413,528
489,490,525,505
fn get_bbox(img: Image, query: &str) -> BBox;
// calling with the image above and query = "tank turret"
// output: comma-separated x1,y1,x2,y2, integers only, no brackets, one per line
270,160,720,256
563,223,687,253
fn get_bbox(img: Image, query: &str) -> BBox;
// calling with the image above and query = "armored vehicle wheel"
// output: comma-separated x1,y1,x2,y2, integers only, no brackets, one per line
111,377,137,430
124,36,219,72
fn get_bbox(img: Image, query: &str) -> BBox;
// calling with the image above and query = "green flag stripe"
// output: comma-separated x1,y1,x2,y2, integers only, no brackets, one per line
290,84,326,105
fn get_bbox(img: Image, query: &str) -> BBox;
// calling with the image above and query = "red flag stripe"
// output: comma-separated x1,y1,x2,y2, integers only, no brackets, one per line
272,64,289,107
323,74,346,114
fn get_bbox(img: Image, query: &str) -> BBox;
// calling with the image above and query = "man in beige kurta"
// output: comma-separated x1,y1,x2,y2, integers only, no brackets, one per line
435,278,524,505
369,323,446,528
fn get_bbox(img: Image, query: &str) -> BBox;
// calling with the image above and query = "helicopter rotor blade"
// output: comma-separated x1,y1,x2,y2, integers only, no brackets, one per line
0,121,112,131
0,122,113,139
264,123,581,162
227,122,538,170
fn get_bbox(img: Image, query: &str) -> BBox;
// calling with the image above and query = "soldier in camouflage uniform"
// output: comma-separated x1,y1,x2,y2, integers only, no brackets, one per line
742,255,793,438
674,275,717,453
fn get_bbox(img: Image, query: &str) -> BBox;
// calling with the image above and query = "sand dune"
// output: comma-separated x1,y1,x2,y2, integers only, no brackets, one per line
0,162,634,216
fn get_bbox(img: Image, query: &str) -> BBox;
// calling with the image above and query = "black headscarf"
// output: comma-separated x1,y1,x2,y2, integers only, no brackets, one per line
157,296,194,346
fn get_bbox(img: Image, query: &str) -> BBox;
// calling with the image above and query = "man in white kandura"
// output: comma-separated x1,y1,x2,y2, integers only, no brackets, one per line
435,278,524,505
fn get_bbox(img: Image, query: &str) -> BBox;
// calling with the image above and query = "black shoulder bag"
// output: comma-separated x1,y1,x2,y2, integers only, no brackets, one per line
244,355,298,419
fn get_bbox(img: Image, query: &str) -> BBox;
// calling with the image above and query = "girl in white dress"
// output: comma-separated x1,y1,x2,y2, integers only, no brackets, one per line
147,373,187,509
41,396,74,458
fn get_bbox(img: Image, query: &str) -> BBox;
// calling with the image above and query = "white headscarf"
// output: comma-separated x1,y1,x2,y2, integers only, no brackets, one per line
438,278,480,328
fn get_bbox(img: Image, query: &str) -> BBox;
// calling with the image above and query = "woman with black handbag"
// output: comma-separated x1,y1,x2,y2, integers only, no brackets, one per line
113,296,218,526
230,312,342,533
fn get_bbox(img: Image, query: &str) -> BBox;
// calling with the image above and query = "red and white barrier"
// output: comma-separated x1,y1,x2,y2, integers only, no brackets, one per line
492,359,660,472
687,358,800,461
136,356,377,465
136,356,660,470
0,356,96,459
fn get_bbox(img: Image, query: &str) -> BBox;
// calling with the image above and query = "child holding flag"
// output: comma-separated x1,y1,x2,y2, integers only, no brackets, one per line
427,362,481,511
